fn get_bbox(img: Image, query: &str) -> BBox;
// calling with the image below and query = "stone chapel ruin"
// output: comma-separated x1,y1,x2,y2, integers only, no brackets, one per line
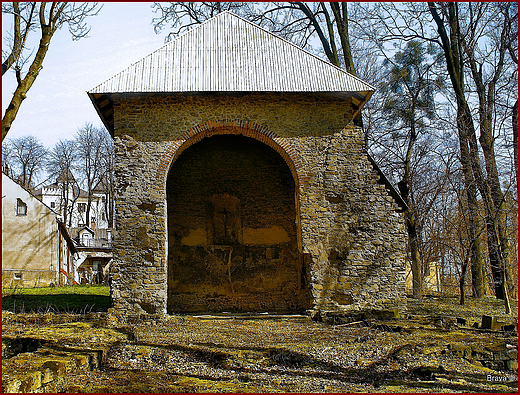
88,12,408,316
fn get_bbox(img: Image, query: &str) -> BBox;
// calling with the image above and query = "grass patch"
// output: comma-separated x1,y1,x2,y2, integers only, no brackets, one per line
406,295,518,322
2,285,111,313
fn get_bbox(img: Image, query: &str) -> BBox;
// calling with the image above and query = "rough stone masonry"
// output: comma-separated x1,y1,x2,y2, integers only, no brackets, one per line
106,92,407,316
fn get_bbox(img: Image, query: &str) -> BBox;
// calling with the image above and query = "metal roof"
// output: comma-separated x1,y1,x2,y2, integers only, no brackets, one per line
88,11,375,132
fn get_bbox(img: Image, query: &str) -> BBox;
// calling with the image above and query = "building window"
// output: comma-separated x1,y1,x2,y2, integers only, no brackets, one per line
14,273,23,280
50,201,55,209
78,203,86,212
16,199,27,216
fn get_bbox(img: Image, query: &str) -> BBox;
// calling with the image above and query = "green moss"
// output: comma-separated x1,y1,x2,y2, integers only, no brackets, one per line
2,295,518,393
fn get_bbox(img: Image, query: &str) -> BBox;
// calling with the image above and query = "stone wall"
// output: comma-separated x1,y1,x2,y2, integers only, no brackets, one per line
110,92,407,315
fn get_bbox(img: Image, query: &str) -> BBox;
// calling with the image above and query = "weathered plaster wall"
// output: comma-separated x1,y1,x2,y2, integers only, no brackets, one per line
2,175,59,288
110,92,407,315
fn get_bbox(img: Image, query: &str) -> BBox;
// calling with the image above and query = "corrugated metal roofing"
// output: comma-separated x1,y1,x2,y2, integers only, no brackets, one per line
89,11,375,94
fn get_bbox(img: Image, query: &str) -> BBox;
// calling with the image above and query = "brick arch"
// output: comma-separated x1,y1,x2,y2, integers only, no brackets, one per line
155,120,307,190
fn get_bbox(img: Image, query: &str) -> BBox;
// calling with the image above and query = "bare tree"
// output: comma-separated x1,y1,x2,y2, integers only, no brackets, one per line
2,2,101,140
461,2,517,305
353,2,517,302
374,40,443,298
97,131,115,228
152,2,255,39
2,139,14,177
74,123,108,229
46,139,80,226
429,3,517,308
3,135,47,189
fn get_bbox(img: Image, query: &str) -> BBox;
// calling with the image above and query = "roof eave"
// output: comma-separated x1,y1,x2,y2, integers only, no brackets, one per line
88,89,374,137
88,91,115,136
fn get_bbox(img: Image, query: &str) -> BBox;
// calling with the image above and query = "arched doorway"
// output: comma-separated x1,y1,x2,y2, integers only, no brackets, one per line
166,134,308,313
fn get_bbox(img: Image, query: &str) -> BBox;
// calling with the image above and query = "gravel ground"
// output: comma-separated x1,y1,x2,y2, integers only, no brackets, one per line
66,296,517,393
3,296,518,393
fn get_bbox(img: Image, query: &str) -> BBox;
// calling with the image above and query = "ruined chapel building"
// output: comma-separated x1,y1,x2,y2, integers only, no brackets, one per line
88,12,407,316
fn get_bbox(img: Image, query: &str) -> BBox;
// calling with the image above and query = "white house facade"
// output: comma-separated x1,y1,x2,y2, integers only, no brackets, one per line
35,179,111,230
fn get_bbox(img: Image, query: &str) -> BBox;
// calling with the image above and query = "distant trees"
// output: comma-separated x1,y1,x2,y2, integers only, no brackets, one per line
2,135,47,189
358,1,517,302
2,2,101,140
75,123,107,229
46,139,80,227
2,124,114,230
428,2,516,308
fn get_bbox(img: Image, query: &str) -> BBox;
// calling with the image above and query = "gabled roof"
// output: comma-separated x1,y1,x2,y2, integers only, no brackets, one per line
76,226,95,237
93,176,109,193
88,11,375,133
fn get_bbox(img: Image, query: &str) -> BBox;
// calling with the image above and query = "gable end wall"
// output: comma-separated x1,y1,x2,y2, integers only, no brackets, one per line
110,93,407,315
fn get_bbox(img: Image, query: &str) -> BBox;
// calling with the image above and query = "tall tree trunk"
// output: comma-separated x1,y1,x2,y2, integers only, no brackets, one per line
61,181,68,226
398,121,423,298
460,252,470,305
430,3,487,297
408,214,422,298
2,27,54,140
464,6,512,300
86,193,92,229
514,100,518,190
457,107,486,298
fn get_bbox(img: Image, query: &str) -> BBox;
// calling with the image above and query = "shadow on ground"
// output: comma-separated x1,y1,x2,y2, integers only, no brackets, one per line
2,294,111,313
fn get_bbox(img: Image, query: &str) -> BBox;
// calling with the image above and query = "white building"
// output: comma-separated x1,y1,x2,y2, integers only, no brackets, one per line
35,176,111,230
34,175,114,285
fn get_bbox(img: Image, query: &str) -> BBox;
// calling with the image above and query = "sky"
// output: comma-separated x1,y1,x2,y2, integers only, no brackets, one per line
2,2,172,148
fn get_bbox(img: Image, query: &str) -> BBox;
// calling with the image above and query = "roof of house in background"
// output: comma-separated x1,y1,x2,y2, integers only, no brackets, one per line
2,171,59,214
34,183,89,199
93,176,109,193
88,11,375,133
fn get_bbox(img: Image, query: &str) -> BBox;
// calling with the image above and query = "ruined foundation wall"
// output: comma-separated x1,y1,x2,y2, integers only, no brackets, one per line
110,93,407,315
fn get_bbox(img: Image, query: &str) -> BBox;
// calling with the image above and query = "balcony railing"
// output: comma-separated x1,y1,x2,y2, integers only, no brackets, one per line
78,239,112,248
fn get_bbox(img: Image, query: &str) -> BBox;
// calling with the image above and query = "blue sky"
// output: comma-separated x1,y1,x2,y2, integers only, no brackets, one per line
2,2,171,147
